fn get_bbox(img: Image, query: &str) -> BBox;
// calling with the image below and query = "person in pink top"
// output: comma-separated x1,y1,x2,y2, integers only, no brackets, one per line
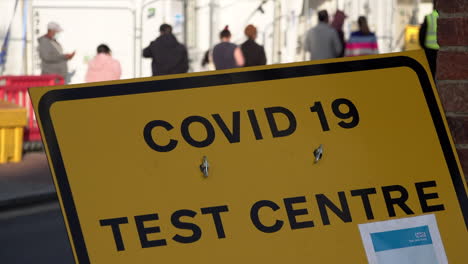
85,44,121,82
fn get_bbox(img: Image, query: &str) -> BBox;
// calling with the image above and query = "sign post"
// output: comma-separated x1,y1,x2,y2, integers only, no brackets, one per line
30,50,467,263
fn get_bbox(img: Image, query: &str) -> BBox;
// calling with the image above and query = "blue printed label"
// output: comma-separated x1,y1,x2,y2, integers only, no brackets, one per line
371,225,433,252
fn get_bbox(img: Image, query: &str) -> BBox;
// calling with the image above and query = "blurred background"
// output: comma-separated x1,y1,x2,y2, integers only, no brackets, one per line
1,0,433,84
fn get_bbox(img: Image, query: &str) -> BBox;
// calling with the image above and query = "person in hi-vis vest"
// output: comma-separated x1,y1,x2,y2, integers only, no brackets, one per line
419,9,439,77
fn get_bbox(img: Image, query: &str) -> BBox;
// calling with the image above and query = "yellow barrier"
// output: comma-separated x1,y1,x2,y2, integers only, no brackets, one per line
0,100,27,164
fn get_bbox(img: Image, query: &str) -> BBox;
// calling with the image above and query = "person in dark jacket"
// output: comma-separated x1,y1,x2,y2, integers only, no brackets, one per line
240,24,266,67
212,26,244,70
143,24,188,76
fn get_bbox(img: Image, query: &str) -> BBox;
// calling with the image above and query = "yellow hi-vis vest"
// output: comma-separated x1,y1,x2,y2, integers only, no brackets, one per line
425,10,439,50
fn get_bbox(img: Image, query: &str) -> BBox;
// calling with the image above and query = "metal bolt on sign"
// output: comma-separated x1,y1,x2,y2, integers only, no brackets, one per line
314,144,323,164
200,156,209,177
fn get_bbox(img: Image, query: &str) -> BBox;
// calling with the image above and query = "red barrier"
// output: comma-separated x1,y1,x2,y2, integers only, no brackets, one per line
0,75,64,143
0,74,64,86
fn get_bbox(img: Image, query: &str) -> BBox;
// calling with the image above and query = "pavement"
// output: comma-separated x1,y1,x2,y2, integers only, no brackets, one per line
0,153,74,263
0,152,57,211
0,202,75,263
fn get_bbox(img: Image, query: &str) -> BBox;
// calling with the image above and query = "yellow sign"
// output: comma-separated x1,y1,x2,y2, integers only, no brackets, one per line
405,25,421,51
30,50,467,263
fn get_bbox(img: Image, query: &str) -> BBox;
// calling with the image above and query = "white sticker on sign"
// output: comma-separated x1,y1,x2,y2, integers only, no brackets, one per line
359,214,448,264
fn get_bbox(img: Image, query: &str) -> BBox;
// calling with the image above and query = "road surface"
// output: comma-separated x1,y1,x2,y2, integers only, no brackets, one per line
0,202,75,263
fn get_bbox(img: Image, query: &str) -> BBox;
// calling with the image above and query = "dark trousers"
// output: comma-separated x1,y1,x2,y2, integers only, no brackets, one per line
424,48,438,79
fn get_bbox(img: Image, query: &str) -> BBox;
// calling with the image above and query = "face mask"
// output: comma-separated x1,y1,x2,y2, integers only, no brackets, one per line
54,32,62,40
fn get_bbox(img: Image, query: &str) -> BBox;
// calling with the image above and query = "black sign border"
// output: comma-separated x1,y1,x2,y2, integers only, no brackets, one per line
37,56,468,263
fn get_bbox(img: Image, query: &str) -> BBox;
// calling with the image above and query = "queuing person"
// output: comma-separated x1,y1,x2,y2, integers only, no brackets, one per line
304,10,342,60
331,10,347,58
212,26,244,70
143,23,188,76
345,16,378,57
85,44,121,82
241,24,266,67
37,21,75,83
419,8,439,76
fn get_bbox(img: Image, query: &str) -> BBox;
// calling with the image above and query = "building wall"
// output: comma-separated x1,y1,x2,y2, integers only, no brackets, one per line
435,0,468,180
